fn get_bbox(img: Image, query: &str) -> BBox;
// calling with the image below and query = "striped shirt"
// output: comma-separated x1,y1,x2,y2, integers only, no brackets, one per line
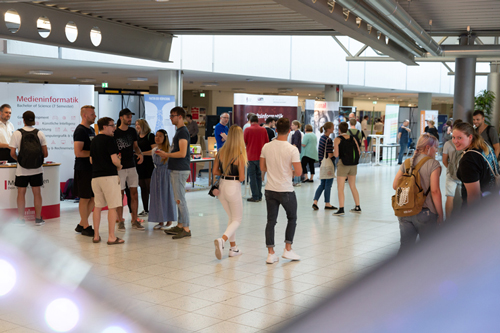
318,135,333,165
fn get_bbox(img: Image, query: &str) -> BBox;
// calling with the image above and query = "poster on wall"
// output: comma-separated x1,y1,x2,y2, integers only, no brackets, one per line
0,83,94,182
304,100,340,138
191,107,200,120
144,95,176,144
233,94,298,127
420,110,439,135
383,104,400,144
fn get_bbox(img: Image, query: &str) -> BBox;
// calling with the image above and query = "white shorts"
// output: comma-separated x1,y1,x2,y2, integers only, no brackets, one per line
445,173,462,197
118,167,139,190
91,176,122,209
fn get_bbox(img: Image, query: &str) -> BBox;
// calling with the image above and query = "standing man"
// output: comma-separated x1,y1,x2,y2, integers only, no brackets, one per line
159,107,192,239
260,118,302,264
243,113,254,132
186,114,199,144
244,114,269,202
349,113,362,132
397,119,411,165
73,105,96,236
473,110,500,158
0,104,15,162
214,113,229,151
90,117,124,245
114,108,145,231
9,111,48,225
264,117,276,142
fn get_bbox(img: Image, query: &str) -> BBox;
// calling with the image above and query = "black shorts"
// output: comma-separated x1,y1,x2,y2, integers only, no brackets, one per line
15,173,43,188
74,169,94,199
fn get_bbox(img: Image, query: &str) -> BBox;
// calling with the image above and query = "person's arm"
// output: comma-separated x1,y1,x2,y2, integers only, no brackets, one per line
0,142,9,149
260,157,267,173
90,156,92,164
74,141,90,158
429,167,443,224
133,141,144,164
10,147,17,161
442,153,449,168
392,170,404,190
238,155,245,182
42,145,48,158
213,153,222,177
293,162,302,177
493,143,500,158
301,135,308,147
160,139,188,159
397,131,401,141
221,132,227,142
111,153,122,170
464,181,481,204
333,138,339,158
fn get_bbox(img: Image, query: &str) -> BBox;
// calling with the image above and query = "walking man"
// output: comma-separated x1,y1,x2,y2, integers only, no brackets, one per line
90,117,124,245
0,104,15,162
244,114,269,202
214,113,229,150
186,114,199,144
398,119,411,165
159,107,192,239
260,118,302,264
114,108,145,231
73,105,96,237
9,111,48,225
473,110,500,158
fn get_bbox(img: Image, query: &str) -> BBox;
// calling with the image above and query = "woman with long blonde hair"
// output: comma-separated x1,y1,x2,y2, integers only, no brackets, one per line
392,133,443,253
453,122,499,206
148,129,177,230
213,125,248,260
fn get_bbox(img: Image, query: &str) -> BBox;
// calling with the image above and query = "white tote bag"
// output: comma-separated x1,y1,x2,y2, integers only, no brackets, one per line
319,139,335,180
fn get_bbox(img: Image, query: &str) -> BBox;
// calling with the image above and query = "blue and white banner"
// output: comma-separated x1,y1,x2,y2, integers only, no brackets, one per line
144,95,176,144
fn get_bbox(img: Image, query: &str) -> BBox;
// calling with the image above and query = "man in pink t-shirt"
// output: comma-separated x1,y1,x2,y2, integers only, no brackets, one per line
244,115,269,202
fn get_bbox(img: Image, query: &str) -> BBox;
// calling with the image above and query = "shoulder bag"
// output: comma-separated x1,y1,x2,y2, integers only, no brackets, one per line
319,139,335,179
466,150,500,187
208,157,233,197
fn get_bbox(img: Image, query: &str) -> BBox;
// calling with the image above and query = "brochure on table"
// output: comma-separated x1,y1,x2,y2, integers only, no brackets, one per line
144,94,176,145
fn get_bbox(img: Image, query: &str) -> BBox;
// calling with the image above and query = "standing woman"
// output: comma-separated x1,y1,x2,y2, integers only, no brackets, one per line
213,125,248,260
425,120,439,139
393,133,443,253
301,124,318,182
149,130,177,229
453,122,499,206
290,120,302,186
312,122,337,211
135,119,156,218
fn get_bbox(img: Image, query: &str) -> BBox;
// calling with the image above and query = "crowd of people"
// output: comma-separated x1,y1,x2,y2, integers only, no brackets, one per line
2,102,499,261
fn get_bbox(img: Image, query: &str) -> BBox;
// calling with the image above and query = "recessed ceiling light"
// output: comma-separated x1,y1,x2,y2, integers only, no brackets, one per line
202,82,219,86
28,70,53,76
232,88,245,92
78,78,96,83
128,77,148,82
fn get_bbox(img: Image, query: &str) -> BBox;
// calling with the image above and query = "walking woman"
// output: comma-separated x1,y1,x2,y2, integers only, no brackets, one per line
312,121,337,210
213,125,248,260
135,119,156,218
301,124,318,182
149,129,177,230
393,133,443,253
425,120,439,139
453,122,499,206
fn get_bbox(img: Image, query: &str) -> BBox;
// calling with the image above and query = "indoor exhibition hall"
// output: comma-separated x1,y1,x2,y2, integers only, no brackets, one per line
1,1,500,333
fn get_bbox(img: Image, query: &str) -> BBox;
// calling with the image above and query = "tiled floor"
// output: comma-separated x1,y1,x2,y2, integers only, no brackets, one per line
0,163,438,332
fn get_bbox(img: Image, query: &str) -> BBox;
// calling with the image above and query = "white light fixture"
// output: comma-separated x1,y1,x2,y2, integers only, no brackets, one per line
127,77,148,82
201,82,219,86
77,78,96,83
28,70,53,76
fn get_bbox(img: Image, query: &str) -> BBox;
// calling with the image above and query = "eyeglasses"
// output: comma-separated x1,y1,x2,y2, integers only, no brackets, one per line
104,123,116,127
170,114,179,118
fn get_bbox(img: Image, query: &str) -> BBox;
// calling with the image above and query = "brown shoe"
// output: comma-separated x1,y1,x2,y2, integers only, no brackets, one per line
172,229,191,239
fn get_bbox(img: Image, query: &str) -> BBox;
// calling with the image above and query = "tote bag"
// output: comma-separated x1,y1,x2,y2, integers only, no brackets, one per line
319,139,335,179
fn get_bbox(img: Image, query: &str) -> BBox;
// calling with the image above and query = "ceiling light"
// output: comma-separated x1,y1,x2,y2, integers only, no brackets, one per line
77,78,96,83
28,70,53,76
201,82,219,86
278,88,293,92
232,88,245,92
128,77,148,82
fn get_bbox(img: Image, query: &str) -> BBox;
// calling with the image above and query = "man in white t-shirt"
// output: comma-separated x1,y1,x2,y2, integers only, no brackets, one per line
9,111,48,225
260,118,302,264
0,104,15,162
349,112,362,132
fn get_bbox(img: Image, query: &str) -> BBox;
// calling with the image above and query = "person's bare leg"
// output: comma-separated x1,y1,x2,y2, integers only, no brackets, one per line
117,191,124,221
108,208,123,243
337,176,346,207
17,187,27,220
268,247,275,254
78,198,91,228
285,243,292,251
129,187,139,223
93,207,102,242
347,175,360,206
32,187,42,219
445,196,453,219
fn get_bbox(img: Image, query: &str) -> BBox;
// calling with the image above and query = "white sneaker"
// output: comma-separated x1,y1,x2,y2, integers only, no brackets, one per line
138,210,148,217
160,224,173,230
266,253,279,264
214,238,224,260
282,249,301,261
229,248,242,257
153,223,163,230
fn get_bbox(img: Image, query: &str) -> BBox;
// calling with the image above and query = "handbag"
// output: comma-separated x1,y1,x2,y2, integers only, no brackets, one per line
466,150,500,187
319,139,335,180
208,157,233,197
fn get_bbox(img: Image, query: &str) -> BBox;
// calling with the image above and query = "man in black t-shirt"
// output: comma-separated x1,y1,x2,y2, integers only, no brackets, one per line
156,107,192,239
114,108,144,231
73,105,96,237
90,117,124,245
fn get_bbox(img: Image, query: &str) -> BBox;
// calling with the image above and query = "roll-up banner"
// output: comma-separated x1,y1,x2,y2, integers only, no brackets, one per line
304,100,340,138
420,110,439,135
383,104,400,144
0,83,94,182
144,95,176,145
233,93,298,127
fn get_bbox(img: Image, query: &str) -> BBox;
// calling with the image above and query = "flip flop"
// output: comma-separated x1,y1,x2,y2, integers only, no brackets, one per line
136,218,145,223
107,237,125,245
92,236,101,243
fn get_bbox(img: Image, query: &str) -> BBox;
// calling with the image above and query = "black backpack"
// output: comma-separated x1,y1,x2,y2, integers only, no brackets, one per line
339,135,360,166
17,129,44,169
348,129,362,147
62,178,75,200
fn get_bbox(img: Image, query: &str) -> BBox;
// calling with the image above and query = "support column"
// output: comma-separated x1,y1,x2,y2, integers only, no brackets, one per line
158,70,183,106
325,85,343,105
487,62,500,129
453,35,477,123
418,93,432,111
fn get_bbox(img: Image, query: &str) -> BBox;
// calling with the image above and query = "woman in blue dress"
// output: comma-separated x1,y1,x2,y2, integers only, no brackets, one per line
149,129,177,229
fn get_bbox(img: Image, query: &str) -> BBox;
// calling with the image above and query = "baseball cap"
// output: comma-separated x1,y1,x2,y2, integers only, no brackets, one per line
23,111,35,122
119,108,135,117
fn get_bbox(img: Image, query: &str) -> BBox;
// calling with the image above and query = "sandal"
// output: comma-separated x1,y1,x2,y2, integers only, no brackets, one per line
92,236,101,243
136,218,145,223
153,223,164,230
107,237,125,245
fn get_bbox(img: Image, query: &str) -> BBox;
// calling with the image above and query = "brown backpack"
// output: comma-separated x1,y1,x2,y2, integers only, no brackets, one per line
392,156,432,217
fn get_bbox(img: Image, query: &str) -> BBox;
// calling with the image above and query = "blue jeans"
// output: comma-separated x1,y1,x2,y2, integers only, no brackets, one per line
398,208,438,254
313,178,334,203
247,160,262,200
398,140,408,164
170,170,191,227
265,190,297,247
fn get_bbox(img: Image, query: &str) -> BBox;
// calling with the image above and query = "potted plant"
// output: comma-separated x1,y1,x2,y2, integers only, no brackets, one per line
474,90,495,125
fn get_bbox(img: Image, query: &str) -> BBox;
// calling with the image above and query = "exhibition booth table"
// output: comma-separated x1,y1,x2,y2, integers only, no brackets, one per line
369,135,384,166
189,157,214,188
0,163,61,220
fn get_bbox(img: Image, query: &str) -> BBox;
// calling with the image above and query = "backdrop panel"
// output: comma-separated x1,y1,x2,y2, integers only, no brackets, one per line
304,100,339,138
144,95,176,145
233,94,298,127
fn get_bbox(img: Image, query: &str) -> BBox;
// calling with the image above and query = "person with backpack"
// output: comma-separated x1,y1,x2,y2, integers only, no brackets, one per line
392,133,442,253
312,121,337,211
333,122,361,216
348,118,362,148
442,138,462,219
9,111,48,226
473,110,500,158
